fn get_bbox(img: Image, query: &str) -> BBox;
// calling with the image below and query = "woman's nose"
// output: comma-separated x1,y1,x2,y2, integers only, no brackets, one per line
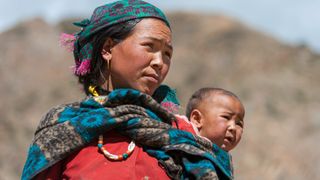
150,52,164,70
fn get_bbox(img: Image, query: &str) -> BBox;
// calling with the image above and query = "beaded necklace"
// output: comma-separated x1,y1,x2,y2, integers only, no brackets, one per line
89,86,136,161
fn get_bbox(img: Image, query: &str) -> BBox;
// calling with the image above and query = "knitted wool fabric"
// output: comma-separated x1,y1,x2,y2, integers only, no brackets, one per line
68,0,170,75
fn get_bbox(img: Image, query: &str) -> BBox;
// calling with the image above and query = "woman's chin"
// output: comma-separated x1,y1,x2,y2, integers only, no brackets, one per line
143,87,157,95
133,84,157,95
136,82,159,95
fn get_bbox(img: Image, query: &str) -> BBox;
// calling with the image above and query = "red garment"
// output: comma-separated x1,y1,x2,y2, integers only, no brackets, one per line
35,116,195,180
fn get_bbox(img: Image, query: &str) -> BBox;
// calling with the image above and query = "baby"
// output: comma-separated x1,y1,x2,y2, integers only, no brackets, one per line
186,87,245,152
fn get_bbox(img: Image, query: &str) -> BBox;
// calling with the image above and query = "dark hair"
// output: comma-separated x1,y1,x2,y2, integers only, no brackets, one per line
186,87,241,119
78,19,142,95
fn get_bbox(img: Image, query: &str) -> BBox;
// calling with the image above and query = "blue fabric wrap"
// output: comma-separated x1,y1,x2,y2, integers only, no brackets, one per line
22,87,233,180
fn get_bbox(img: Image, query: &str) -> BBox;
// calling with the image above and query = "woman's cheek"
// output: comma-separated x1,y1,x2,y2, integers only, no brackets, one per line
138,45,152,58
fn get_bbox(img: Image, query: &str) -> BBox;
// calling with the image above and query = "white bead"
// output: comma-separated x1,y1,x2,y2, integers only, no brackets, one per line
98,135,135,161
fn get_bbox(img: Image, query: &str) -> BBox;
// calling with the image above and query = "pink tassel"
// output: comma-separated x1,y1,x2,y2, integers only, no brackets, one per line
74,59,91,75
59,33,76,52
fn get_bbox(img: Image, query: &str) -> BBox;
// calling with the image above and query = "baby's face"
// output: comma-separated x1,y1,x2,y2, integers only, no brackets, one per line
197,94,245,151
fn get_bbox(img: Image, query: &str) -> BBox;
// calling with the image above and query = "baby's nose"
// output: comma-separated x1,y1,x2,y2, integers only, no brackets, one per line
228,121,236,131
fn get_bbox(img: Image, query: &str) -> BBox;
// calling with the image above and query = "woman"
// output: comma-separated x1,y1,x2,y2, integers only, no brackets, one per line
22,1,233,179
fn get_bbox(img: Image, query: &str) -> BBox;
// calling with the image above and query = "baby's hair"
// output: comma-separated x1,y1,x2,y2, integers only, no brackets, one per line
186,87,241,118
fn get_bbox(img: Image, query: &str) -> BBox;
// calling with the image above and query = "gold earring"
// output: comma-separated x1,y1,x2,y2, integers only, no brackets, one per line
106,58,111,92
88,86,99,96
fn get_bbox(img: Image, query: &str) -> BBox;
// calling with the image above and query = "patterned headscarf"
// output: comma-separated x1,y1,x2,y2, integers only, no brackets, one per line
60,0,170,76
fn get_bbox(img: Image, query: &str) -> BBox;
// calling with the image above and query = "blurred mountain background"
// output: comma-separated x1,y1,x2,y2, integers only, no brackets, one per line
0,12,319,180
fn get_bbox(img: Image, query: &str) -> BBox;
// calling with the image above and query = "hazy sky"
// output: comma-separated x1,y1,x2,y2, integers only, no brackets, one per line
1,0,319,52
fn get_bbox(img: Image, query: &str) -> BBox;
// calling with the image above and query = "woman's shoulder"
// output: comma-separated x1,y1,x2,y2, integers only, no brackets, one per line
44,101,81,115
35,101,83,134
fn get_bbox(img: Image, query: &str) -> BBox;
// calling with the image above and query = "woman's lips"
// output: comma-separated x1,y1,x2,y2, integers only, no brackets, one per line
144,74,160,84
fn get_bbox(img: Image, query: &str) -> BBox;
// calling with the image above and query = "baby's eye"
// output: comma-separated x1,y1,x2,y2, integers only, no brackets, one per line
236,121,244,128
164,51,172,59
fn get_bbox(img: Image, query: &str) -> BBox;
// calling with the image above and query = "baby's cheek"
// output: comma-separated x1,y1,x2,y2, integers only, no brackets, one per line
236,129,243,141
238,128,244,136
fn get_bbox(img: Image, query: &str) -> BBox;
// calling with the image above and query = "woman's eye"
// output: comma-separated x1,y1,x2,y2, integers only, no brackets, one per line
221,115,230,120
143,43,154,50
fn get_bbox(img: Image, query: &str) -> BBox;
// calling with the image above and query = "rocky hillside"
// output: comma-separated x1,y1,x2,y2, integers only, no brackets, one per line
0,13,319,180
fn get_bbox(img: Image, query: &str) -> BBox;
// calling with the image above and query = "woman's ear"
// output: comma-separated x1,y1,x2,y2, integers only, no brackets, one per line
190,109,203,130
101,38,114,61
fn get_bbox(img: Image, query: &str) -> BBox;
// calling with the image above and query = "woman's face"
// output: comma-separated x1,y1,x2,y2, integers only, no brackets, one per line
103,18,172,95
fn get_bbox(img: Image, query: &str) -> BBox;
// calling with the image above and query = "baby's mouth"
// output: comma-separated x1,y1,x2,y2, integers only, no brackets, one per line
224,136,234,144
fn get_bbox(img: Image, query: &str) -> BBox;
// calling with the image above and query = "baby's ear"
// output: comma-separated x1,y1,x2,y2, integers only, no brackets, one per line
190,109,203,129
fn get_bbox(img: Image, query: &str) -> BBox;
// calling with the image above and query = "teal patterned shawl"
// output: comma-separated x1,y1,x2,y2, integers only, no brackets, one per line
22,87,233,180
